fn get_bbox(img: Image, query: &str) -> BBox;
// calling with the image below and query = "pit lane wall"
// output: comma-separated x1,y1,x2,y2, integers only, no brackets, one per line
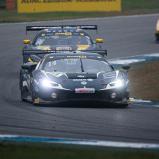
17,0,121,13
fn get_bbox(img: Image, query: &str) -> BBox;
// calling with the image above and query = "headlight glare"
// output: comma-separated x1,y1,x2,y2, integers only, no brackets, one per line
106,79,125,90
156,20,159,31
38,78,61,89
41,79,53,88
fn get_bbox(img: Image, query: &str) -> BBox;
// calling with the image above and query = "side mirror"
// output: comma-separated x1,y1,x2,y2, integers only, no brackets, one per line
96,38,104,43
30,55,41,63
122,65,130,70
23,39,31,45
21,63,37,71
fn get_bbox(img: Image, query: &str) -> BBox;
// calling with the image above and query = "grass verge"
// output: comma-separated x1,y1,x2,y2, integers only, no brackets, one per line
122,0,159,11
1,0,159,22
0,142,159,159
129,61,159,101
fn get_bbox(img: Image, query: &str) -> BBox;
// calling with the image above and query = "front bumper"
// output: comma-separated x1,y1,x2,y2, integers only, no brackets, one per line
34,87,129,104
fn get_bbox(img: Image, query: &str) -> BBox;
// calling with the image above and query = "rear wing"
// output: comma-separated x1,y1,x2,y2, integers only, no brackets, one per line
23,50,107,57
26,25,98,34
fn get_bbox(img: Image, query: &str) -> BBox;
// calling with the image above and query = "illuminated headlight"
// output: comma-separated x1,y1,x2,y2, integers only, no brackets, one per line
106,79,125,90
156,20,159,32
38,78,62,89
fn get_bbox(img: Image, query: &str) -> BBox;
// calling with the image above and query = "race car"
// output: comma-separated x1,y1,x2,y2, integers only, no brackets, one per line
155,19,159,41
23,25,104,63
19,51,130,107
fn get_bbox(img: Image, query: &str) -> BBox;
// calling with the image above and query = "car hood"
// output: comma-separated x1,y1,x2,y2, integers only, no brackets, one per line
36,70,117,90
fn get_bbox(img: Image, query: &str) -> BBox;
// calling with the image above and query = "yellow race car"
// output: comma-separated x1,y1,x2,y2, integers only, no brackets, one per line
23,25,104,63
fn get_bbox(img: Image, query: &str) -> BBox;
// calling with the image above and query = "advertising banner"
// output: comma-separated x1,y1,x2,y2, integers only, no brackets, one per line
17,0,121,13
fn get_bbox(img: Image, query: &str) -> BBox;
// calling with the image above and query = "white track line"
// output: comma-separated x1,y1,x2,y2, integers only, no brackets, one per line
0,134,159,149
130,98,159,108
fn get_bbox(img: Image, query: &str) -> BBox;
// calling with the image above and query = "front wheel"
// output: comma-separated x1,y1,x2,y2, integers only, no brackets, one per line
31,86,40,105
155,35,159,42
20,86,28,102
20,69,29,102
32,97,40,105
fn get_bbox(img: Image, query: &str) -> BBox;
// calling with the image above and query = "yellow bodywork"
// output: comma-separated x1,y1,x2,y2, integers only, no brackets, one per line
33,98,40,104
77,45,90,50
96,38,104,43
23,39,31,45
36,46,51,50
28,57,34,63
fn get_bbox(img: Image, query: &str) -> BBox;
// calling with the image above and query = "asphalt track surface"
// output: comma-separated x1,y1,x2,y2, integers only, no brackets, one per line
0,14,159,144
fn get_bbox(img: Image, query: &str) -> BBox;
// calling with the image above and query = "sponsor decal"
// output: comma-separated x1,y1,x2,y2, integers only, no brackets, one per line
56,46,72,51
77,75,85,78
75,88,95,93
73,79,93,81
81,81,87,85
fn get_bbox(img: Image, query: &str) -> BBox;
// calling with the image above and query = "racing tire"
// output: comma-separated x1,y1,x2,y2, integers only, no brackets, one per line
31,87,40,106
32,97,40,106
156,38,159,42
118,103,129,108
20,86,28,102
19,69,28,102
156,35,159,42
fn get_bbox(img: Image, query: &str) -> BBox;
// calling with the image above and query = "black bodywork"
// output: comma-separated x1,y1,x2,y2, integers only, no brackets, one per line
23,25,102,63
19,52,129,107
155,32,159,41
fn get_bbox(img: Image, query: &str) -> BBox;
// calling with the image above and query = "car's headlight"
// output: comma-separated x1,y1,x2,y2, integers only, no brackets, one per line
156,20,159,31
106,79,125,90
36,78,62,89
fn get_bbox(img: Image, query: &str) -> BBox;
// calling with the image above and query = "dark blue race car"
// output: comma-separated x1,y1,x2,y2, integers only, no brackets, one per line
19,51,130,107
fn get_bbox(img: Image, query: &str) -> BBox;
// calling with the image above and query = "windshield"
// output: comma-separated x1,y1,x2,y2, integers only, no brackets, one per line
34,35,92,46
42,58,112,73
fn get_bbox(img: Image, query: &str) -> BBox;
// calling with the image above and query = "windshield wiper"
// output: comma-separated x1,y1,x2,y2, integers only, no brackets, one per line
80,58,84,72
